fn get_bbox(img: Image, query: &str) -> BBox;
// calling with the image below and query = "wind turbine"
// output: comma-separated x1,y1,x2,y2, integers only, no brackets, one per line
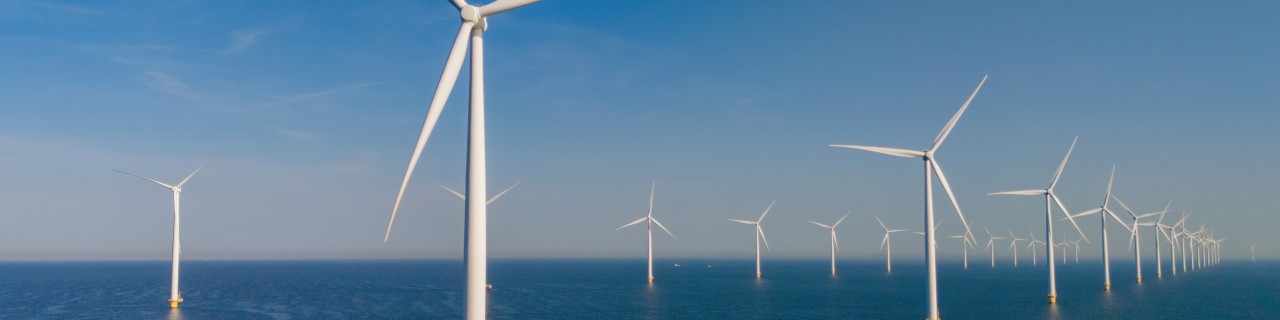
1066,165,1131,290
440,182,520,204
1008,228,1026,267
1151,207,1170,278
114,162,207,308
989,137,1089,304
876,215,910,273
1071,239,1082,263
830,76,984,320
730,201,775,278
1114,196,1166,283
984,227,1005,269
1251,243,1257,262
617,183,677,283
381,0,542,318
1027,230,1044,266
809,211,852,275
948,227,975,270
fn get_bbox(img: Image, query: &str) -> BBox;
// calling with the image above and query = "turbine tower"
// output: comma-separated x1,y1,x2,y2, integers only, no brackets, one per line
730,201,775,278
808,211,852,275
1114,196,1166,283
1008,228,1026,267
382,1,542,318
114,161,207,308
829,76,984,320
617,182,677,283
984,227,1005,269
989,137,1089,304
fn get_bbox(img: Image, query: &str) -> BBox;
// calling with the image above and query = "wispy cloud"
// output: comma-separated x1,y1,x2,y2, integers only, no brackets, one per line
263,82,388,108
223,27,284,54
136,71,206,103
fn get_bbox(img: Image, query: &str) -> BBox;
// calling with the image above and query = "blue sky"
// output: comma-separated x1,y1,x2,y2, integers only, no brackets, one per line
1,0,1277,261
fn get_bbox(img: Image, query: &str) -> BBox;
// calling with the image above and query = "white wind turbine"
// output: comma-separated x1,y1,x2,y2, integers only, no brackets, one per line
876,215,910,273
617,183,677,283
381,0,542,318
1066,165,1131,291
989,137,1089,304
1027,230,1045,266
1114,196,1166,283
1008,228,1027,267
1071,239,1082,263
809,211,852,275
984,227,1005,269
1150,208,1170,278
948,225,975,270
1251,243,1257,262
830,76,984,320
114,162,207,309
730,201,775,278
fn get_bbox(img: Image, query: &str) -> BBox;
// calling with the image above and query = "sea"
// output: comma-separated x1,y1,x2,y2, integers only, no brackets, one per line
0,259,1272,319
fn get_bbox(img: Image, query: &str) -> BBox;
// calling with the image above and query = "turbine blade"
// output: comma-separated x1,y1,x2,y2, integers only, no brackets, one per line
809,221,832,229
1071,207,1103,218
833,211,851,228
874,215,888,231
881,234,889,250
386,21,475,243
890,229,910,233
479,0,540,16
1103,165,1116,206
448,0,466,10
1111,194,1138,219
651,217,677,239
931,160,975,243
1048,137,1078,190
829,145,925,158
1052,192,1088,243
931,74,987,151
113,170,174,189
1104,209,1132,233
833,232,840,253
441,185,466,200
757,200,775,222
175,161,208,188
486,181,520,205
617,217,648,230
988,189,1046,196
647,181,655,217
728,219,757,225
758,226,770,251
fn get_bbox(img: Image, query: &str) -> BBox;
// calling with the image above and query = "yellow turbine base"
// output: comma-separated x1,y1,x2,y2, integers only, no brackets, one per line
1137,277,1142,283
647,277,653,283
1048,295,1056,304
169,297,182,308
756,273,761,278
1105,284,1110,291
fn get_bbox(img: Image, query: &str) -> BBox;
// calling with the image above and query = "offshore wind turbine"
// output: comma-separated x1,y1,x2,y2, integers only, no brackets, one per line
875,215,910,273
830,76,984,320
984,227,1005,269
617,183,677,283
1027,230,1044,266
381,0,543,318
1114,196,1166,283
948,230,974,269
809,211,852,275
989,137,1089,304
1067,165,1131,290
113,162,207,308
1251,243,1257,262
730,201,775,278
1008,228,1026,267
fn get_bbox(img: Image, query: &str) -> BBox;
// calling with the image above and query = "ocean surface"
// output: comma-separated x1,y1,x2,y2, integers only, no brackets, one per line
0,259,1273,319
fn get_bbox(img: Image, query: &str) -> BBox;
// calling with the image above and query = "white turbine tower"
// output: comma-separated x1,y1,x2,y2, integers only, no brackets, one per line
1251,243,1257,262
989,137,1089,304
730,201,775,278
1067,165,1131,291
617,183,677,283
382,0,542,318
809,211,852,275
875,215,910,273
830,76,984,320
114,162,207,308
1027,230,1044,266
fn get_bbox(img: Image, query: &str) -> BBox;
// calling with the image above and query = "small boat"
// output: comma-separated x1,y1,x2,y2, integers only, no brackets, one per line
674,263,681,267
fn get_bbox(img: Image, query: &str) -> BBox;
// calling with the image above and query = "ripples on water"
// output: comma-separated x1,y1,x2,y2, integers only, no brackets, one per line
0,259,1272,319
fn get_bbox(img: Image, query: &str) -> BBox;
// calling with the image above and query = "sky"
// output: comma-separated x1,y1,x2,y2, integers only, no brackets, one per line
1,0,1278,261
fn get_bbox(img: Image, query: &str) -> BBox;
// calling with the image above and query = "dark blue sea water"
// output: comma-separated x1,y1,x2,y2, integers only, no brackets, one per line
0,259,1272,319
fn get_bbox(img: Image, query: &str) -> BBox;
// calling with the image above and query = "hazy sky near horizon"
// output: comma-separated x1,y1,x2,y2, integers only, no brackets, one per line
2,0,1278,261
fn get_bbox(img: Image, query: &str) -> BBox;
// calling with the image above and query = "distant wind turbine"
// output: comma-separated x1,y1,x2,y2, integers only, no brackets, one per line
730,201,775,278
1066,165,1131,291
989,137,1089,304
114,161,208,309
875,215,910,273
809,211,852,275
1114,196,1167,283
617,182,677,283
829,75,984,320
1027,230,1044,266
1251,243,1257,262
984,227,1005,269
440,181,520,204
1008,228,1026,267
